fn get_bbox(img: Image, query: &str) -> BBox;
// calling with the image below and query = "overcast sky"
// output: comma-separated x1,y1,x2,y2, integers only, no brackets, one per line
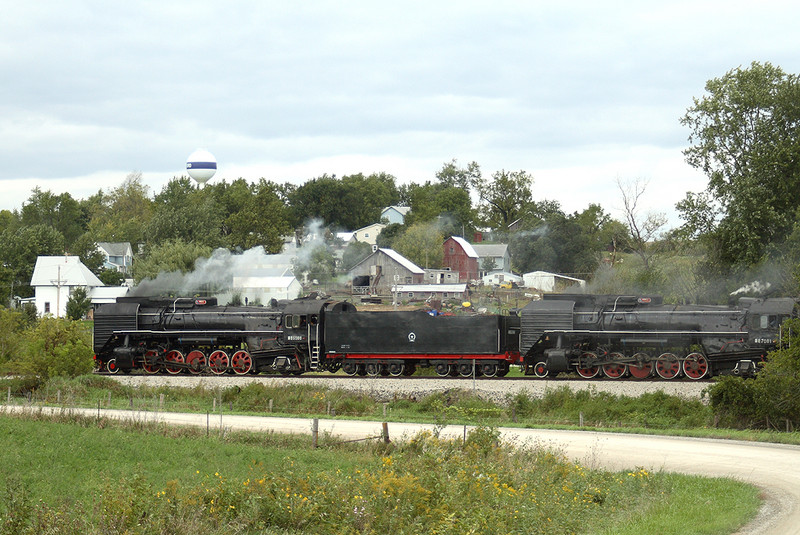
3,1,799,229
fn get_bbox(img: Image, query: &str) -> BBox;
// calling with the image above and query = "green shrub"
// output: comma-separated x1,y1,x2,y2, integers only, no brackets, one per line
14,317,94,380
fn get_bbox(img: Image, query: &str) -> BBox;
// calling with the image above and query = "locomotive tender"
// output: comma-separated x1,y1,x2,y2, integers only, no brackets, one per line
93,293,795,380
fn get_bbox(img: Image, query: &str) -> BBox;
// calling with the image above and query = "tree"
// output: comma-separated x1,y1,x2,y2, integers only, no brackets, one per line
435,159,481,190
224,179,291,253
402,182,474,237
65,287,92,320
288,173,399,230
131,238,212,284
0,224,66,302
341,241,373,272
472,169,534,230
20,188,86,248
392,222,443,269
147,177,223,248
88,171,154,245
617,177,667,270
679,61,800,269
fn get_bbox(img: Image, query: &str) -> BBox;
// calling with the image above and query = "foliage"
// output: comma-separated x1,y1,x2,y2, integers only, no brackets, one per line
96,267,125,286
509,204,624,276
341,240,373,271
6,317,94,381
222,179,291,253
401,179,475,238
294,244,336,284
0,414,716,535
288,172,399,230
707,317,800,429
86,171,153,245
65,287,92,320
0,307,29,369
472,169,534,230
392,221,444,269
146,177,224,248
0,223,66,302
131,238,212,283
679,61,800,271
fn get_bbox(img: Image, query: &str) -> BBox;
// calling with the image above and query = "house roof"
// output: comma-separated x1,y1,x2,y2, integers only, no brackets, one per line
232,276,300,289
379,248,425,274
381,205,411,216
449,236,479,258
472,243,508,257
31,256,104,287
396,283,467,293
354,222,386,233
97,242,132,256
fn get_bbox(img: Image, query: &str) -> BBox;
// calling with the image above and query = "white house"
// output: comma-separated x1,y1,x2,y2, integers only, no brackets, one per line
97,242,134,274
30,256,104,317
380,206,411,225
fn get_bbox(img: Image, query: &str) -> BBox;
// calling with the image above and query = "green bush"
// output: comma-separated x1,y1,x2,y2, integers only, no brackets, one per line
14,317,94,380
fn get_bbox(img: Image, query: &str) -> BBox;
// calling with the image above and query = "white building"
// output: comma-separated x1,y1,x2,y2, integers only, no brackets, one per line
230,275,303,303
482,271,523,287
523,271,586,292
30,256,104,317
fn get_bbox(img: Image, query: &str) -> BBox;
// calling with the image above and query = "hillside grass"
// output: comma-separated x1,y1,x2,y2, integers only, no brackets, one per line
0,412,760,535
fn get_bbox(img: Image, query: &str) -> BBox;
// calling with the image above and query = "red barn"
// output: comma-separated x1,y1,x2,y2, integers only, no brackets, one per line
442,236,479,282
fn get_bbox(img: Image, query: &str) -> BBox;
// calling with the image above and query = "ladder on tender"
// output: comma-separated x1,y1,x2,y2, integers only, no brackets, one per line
309,323,320,370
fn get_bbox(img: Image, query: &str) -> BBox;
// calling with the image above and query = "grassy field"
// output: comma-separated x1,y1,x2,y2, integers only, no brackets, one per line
0,412,760,535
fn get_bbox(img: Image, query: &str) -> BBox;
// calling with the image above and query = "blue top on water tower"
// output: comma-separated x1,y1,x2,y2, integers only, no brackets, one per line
186,149,217,184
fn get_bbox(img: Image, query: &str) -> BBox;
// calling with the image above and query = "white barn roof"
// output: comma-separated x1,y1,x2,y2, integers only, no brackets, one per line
31,256,103,287
450,236,478,258
379,248,425,274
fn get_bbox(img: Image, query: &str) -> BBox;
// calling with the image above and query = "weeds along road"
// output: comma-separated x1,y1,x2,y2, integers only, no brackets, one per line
3,404,799,535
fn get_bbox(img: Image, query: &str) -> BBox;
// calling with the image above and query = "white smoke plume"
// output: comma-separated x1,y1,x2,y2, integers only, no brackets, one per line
730,280,772,296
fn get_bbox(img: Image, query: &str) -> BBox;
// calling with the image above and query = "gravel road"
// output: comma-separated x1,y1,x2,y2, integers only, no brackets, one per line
108,374,711,404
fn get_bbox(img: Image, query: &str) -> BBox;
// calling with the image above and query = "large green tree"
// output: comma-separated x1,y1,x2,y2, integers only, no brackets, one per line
288,172,399,230
472,169,534,230
87,171,154,245
679,61,800,269
20,188,86,248
147,177,224,248
223,179,291,253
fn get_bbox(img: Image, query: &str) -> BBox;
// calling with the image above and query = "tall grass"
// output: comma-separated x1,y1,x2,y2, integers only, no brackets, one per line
0,413,759,534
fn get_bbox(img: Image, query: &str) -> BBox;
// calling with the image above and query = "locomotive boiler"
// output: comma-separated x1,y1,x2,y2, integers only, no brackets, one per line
519,294,796,379
93,296,355,375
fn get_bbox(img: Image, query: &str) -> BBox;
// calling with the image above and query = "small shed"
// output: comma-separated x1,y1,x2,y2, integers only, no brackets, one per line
442,236,479,282
482,271,523,287
523,271,586,292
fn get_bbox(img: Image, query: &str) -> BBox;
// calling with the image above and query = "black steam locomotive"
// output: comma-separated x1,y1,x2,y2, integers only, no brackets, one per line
93,293,795,380
520,294,796,379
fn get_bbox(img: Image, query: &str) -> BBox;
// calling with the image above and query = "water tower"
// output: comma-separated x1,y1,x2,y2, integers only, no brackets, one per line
186,149,217,186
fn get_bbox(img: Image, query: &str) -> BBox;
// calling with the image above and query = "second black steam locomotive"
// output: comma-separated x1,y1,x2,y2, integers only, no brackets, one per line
93,293,796,380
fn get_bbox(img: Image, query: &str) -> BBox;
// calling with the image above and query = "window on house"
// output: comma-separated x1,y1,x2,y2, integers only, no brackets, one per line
405,277,412,283
44,302,50,313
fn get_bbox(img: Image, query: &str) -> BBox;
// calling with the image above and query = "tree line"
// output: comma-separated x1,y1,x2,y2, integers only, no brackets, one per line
1,61,800,306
